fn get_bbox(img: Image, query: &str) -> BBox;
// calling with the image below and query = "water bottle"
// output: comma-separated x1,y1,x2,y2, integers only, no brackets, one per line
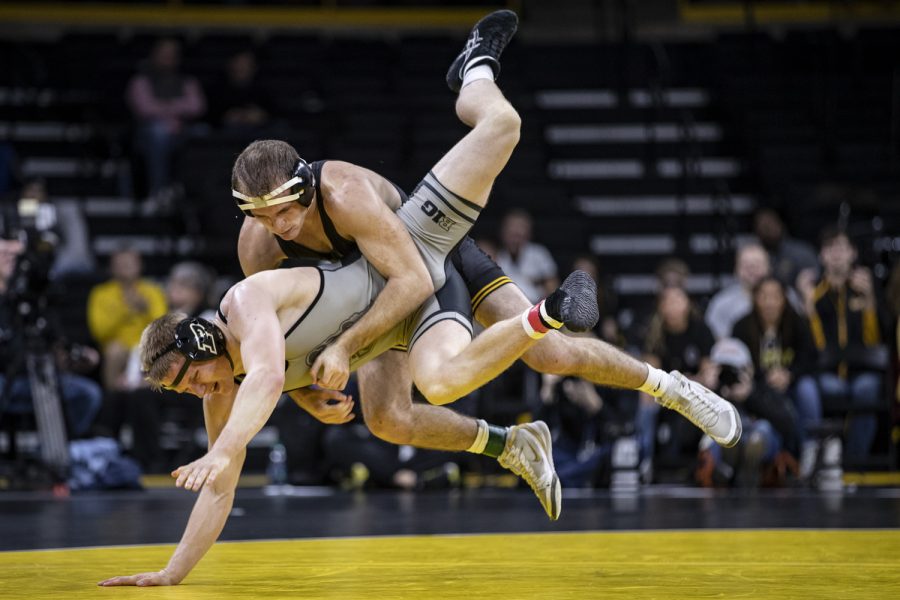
267,442,288,486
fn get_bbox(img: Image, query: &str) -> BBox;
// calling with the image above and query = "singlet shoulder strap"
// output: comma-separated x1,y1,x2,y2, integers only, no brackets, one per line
312,160,357,257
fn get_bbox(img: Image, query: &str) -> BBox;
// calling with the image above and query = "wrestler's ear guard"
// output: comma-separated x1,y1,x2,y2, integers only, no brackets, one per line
150,317,230,389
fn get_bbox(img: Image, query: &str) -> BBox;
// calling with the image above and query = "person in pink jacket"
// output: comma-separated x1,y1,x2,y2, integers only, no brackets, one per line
126,38,206,200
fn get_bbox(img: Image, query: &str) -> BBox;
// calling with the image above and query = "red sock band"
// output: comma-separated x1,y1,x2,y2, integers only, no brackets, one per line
527,302,550,335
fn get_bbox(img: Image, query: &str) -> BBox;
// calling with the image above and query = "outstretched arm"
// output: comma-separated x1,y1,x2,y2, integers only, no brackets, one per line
99,390,243,587
171,279,287,492
310,161,434,390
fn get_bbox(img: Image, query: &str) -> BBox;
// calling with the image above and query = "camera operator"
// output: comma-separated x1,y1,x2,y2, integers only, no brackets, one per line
0,237,103,440
696,338,799,488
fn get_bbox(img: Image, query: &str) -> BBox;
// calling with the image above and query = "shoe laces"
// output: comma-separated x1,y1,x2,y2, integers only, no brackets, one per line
679,380,719,429
460,29,483,64
500,442,539,487
662,378,717,429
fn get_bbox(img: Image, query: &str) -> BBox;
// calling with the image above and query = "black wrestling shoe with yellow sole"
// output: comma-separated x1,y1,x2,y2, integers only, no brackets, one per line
446,9,519,93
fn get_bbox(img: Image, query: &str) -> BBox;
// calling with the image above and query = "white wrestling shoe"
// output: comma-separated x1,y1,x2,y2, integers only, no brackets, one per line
498,421,562,520
659,371,742,448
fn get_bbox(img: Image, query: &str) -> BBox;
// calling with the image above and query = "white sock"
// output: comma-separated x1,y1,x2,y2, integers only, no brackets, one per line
637,364,671,397
466,419,490,454
462,64,495,89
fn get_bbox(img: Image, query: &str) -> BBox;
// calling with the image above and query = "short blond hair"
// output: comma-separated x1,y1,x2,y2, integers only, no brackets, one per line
139,312,188,390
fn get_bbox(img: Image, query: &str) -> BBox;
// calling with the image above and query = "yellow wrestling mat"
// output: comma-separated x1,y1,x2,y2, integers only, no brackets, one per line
2,530,899,599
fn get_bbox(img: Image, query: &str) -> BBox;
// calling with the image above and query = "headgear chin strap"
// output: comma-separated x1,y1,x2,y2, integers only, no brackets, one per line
233,158,315,217
149,317,234,390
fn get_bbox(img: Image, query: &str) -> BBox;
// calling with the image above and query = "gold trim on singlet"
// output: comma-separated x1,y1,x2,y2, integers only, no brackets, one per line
471,276,514,314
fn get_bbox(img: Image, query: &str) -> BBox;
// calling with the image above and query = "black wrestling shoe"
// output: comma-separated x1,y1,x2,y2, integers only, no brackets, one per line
446,9,519,93
543,270,600,333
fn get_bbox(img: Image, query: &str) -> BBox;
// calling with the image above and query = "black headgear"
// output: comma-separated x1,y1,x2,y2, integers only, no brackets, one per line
149,317,233,389
232,158,315,217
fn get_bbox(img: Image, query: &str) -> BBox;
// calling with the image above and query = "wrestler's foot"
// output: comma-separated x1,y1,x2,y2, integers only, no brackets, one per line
659,371,742,448
498,421,561,520
543,270,600,333
446,9,519,93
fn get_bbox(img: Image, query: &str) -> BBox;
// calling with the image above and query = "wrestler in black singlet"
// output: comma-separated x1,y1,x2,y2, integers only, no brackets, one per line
274,160,511,314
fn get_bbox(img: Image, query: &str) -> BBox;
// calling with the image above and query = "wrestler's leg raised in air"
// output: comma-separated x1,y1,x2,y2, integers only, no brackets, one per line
409,270,598,407
355,9,521,452
354,9,575,520
429,9,520,208
474,276,742,448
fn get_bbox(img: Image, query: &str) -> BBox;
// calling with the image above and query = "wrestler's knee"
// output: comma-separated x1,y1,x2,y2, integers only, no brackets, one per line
362,397,416,446
488,103,521,148
415,379,457,407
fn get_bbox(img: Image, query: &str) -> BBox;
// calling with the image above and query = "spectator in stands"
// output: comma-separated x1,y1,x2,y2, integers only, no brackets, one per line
87,247,167,392
165,261,215,320
18,179,95,278
208,50,274,132
495,208,558,302
624,257,693,350
655,257,691,290
705,242,771,339
0,238,102,438
753,207,818,292
125,38,207,201
695,338,785,488
87,248,168,470
803,226,887,462
732,276,820,478
637,285,716,480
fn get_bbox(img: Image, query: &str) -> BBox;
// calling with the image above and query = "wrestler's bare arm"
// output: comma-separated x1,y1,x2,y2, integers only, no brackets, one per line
310,161,433,389
205,278,287,464
99,390,243,587
238,217,288,276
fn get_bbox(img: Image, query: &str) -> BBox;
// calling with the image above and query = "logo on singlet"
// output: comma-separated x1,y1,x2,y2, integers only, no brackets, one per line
421,200,457,232
306,310,367,367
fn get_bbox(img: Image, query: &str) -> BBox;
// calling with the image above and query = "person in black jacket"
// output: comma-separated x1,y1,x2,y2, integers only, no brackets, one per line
733,276,821,475
800,227,887,462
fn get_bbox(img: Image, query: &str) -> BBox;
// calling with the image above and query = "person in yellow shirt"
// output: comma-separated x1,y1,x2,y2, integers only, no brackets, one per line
87,247,167,390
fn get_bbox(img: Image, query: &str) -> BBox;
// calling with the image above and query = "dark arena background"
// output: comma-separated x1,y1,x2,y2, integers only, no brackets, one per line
1,1,900,598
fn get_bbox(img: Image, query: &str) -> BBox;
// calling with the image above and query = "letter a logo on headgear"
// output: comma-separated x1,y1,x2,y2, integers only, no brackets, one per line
190,321,217,355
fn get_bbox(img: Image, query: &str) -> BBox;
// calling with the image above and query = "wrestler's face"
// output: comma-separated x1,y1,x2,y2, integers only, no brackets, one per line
162,356,234,399
251,200,307,241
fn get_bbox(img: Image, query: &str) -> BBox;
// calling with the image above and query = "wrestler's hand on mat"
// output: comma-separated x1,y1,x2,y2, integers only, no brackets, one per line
310,342,351,391
98,569,177,587
289,388,355,424
172,450,231,492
